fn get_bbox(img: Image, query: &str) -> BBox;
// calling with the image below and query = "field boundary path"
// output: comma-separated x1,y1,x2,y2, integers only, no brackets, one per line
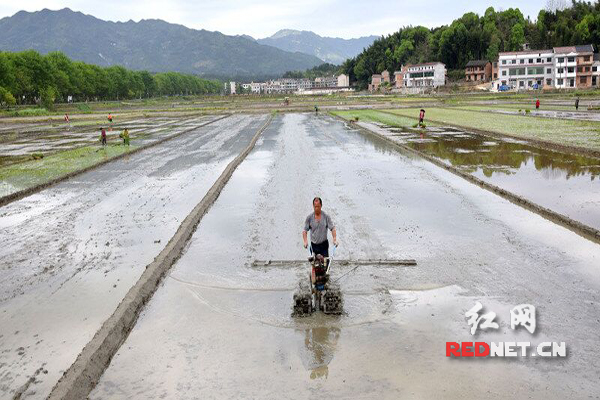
46,114,273,400
0,114,229,208
330,113,600,245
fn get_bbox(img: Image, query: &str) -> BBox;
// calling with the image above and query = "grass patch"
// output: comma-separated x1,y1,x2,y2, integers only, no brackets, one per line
387,107,600,151
7,108,51,117
0,143,137,197
76,103,92,113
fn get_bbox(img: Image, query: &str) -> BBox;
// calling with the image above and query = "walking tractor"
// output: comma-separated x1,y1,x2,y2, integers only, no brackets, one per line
252,249,417,317
293,245,343,316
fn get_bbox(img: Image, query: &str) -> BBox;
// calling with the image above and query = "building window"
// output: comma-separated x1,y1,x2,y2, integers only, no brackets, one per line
585,67,590,72
546,68,551,74
528,58,532,63
569,78,574,87
593,66,598,72
502,70,507,76
558,68,564,74
537,58,541,63
547,57,552,62
568,67,574,73
584,56,590,62
520,59,525,64
502,60,506,65
557,57,564,63
580,76,587,84
519,81,524,87
568,57,575,62
546,78,552,85
557,78,564,85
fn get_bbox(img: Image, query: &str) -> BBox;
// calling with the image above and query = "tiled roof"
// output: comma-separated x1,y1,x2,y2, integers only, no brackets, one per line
554,44,594,53
405,61,444,68
499,49,552,56
466,60,490,67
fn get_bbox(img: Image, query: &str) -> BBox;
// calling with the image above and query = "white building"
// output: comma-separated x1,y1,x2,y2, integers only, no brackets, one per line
314,76,338,88
337,74,350,87
402,62,446,88
250,82,265,94
497,49,554,90
229,81,236,95
496,45,595,90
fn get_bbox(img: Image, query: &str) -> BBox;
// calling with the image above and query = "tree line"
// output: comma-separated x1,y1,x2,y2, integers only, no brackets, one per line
343,1,600,88
282,63,342,80
0,50,222,108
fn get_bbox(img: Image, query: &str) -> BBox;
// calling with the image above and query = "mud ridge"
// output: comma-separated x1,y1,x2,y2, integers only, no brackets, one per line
0,114,230,208
46,114,273,400
331,113,600,245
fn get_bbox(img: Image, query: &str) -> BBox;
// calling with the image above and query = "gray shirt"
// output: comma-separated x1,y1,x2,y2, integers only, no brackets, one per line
304,211,334,244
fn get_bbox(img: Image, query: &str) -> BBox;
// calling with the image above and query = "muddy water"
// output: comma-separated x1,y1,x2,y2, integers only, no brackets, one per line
91,114,600,399
0,115,215,167
364,122,600,230
0,114,268,399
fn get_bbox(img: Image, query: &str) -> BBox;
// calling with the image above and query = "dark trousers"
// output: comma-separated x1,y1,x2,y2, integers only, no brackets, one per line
311,240,329,257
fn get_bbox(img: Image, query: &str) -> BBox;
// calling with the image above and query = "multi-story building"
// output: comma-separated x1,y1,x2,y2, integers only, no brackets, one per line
250,82,265,94
465,60,492,82
497,45,595,90
314,76,338,88
491,61,498,81
402,62,446,88
393,70,404,89
368,70,390,91
593,54,600,87
497,49,554,90
337,74,350,87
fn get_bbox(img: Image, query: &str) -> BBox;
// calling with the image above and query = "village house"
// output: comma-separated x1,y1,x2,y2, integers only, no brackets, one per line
368,70,390,91
465,60,492,82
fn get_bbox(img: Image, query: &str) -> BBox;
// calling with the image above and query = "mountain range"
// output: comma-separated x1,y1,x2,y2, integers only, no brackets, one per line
0,8,378,79
0,8,324,79
257,29,378,65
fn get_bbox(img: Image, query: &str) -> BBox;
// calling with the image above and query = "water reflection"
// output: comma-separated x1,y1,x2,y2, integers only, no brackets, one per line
300,325,341,380
391,127,600,181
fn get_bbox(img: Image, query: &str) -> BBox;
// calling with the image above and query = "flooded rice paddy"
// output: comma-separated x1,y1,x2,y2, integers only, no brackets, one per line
363,122,600,230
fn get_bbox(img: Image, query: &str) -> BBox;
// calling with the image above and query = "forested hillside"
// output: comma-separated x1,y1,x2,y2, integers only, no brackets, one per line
344,1,600,88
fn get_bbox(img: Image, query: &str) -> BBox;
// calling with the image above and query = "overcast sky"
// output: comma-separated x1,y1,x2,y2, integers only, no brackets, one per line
0,0,549,39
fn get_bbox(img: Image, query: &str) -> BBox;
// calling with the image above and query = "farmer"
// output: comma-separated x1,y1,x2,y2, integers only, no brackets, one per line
575,97,580,111
100,128,107,146
535,99,540,110
302,197,337,257
108,113,113,123
419,109,425,126
64,113,70,123
122,128,130,146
